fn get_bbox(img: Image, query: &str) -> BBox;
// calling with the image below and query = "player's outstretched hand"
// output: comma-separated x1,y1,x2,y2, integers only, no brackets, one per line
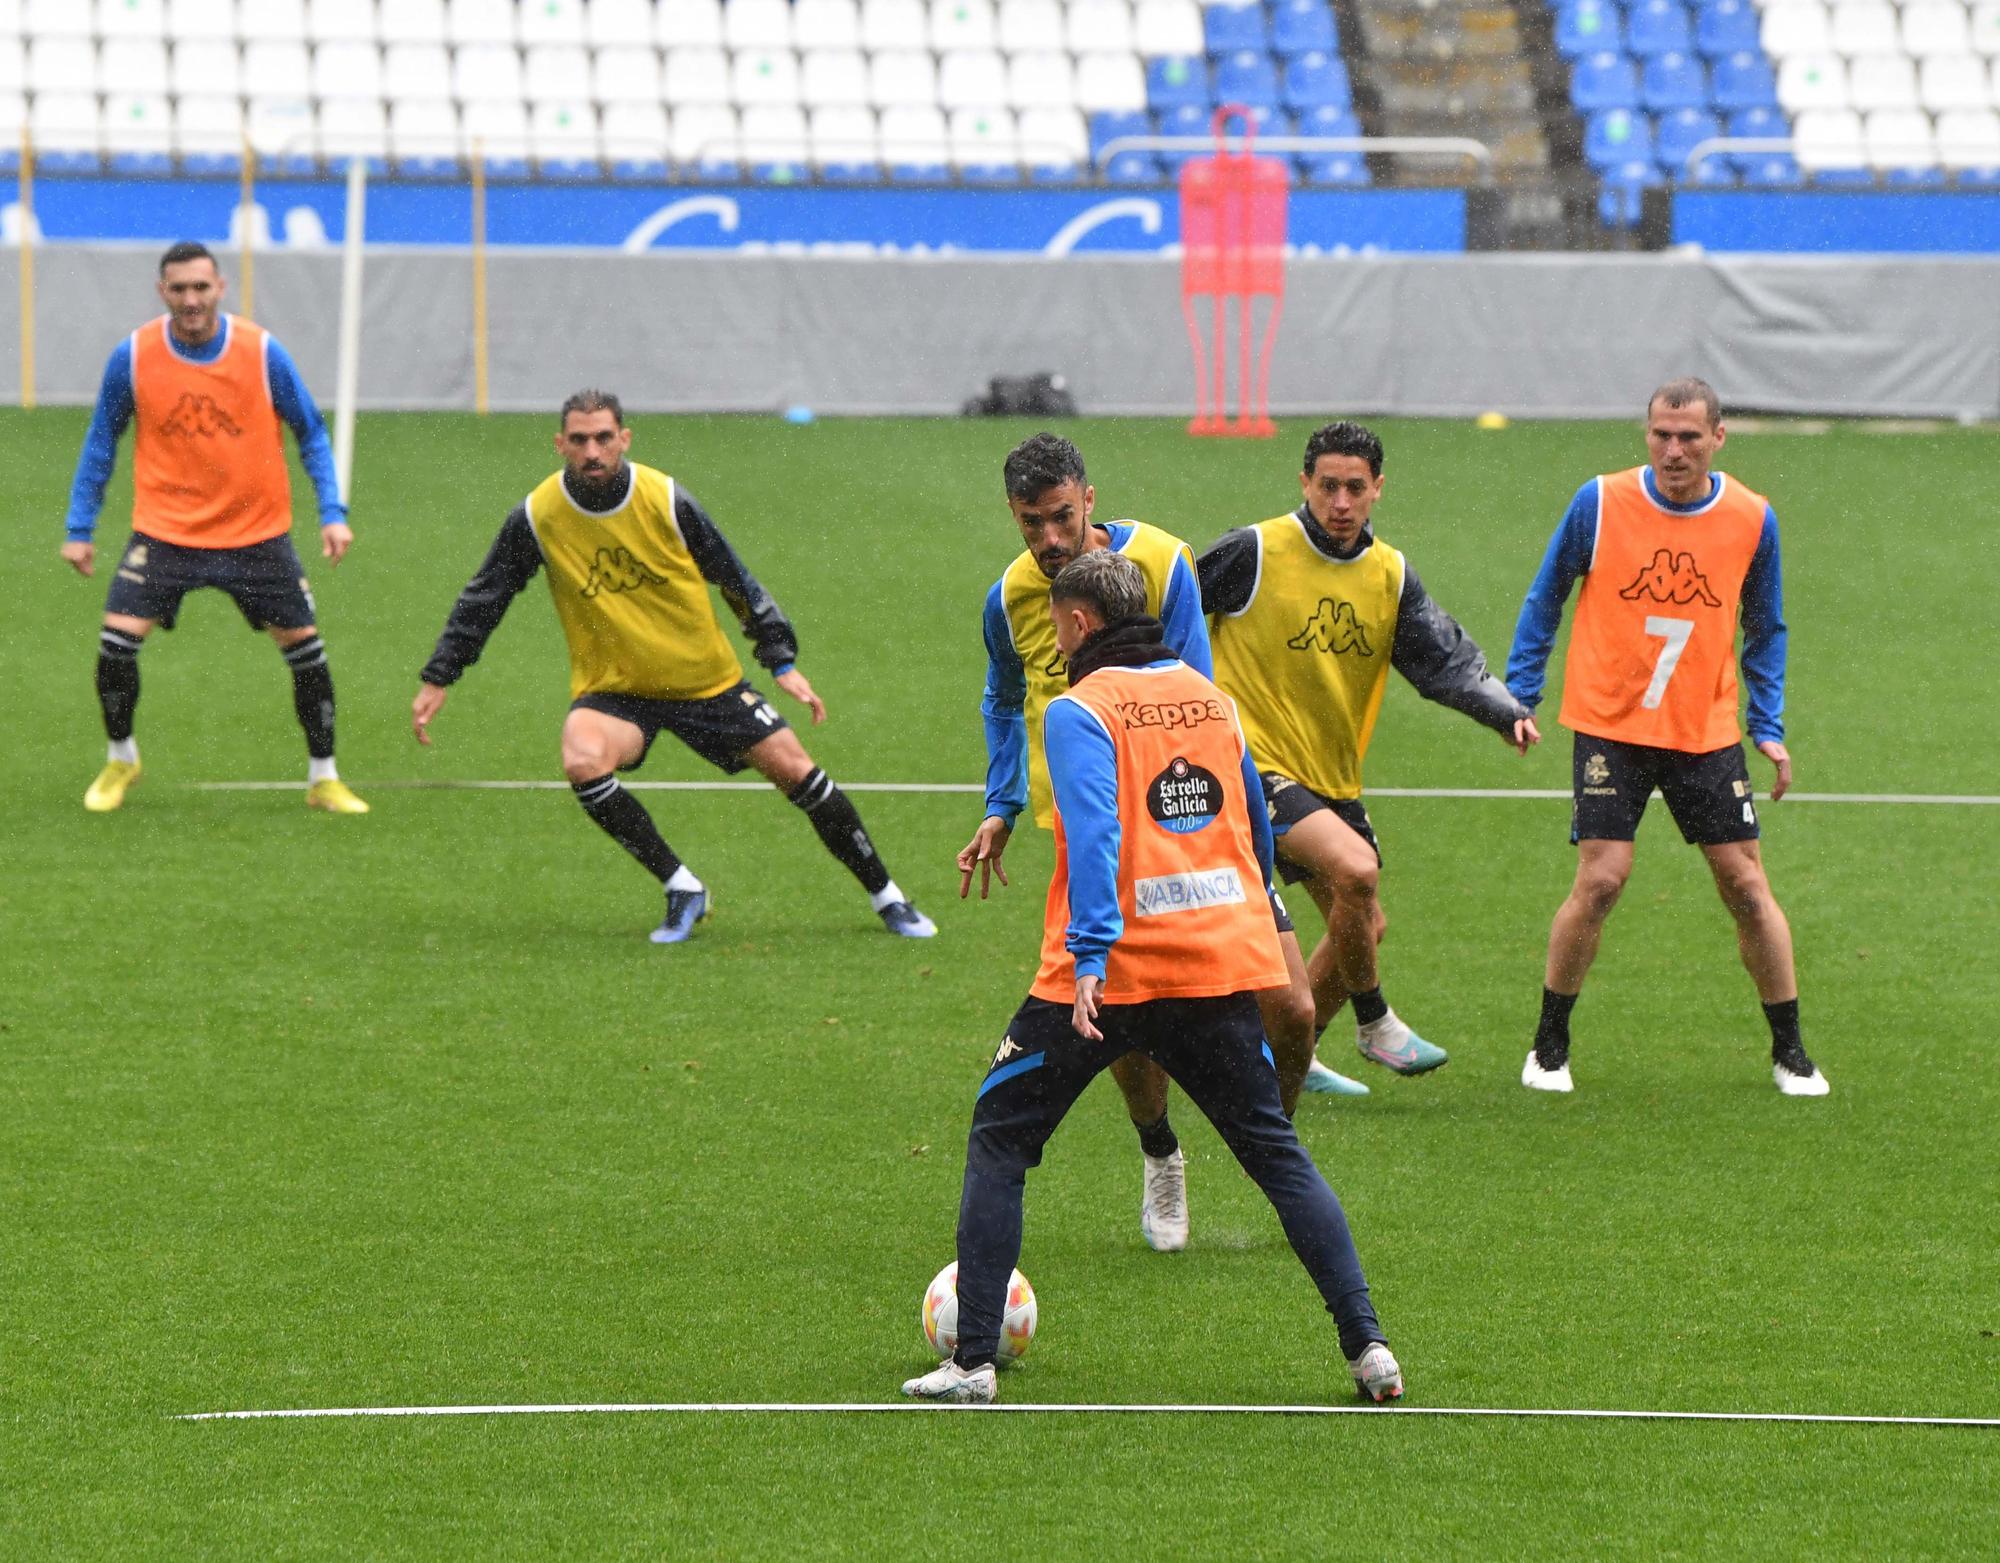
60,541,95,578
957,816,1012,900
322,522,355,566
775,668,827,725
412,682,449,746
1757,739,1791,801
1510,715,1541,756
1072,974,1104,1041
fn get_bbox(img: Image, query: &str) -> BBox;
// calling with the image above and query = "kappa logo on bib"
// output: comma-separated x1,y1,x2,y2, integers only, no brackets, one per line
1147,756,1222,834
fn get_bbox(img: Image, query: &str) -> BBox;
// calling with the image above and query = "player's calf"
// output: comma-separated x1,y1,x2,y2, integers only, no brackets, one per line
784,764,935,937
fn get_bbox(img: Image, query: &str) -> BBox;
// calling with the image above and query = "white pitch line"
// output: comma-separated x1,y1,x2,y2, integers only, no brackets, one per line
173,1401,2000,1428
189,781,2000,805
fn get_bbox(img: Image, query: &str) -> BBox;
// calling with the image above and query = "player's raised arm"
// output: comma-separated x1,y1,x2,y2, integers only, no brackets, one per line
1504,480,1600,711
413,504,544,741
1157,545,1213,677
264,339,351,564
60,340,139,577
1389,567,1539,751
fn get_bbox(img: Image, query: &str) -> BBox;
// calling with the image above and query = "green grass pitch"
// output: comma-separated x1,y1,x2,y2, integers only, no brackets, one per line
1,409,1995,1559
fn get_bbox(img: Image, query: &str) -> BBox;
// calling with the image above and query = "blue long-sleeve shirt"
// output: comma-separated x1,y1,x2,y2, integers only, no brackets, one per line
1044,663,1273,981
64,320,346,542
980,524,1211,827
1505,469,1787,745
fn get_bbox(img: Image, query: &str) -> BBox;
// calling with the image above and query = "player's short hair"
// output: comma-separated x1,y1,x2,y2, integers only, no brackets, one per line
1648,377,1722,427
560,389,625,427
1303,420,1385,478
1049,549,1146,624
158,241,217,276
1003,432,1086,501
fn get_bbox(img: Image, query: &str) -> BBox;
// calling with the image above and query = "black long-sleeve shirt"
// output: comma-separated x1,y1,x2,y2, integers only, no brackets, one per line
420,470,799,687
1197,510,1529,735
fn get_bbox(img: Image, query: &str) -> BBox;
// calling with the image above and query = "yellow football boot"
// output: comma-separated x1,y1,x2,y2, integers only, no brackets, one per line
83,759,142,812
305,778,370,815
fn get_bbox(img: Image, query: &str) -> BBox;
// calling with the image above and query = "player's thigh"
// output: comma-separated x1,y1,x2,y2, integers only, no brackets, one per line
1660,744,1760,848
102,612,158,639
1256,925,1315,1034
1146,996,1292,1140
666,682,795,779
222,537,319,635
561,705,649,776
101,535,187,633
1278,805,1379,897
1571,734,1652,845
741,726,816,791
1699,836,1776,913
1570,837,1637,901
968,997,1122,1164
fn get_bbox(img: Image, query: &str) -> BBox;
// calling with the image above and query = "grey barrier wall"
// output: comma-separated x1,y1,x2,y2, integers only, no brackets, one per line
4,246,1997,420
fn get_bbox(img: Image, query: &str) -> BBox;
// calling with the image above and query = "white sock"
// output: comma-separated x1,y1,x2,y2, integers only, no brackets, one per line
666,865,704,893
308,756,340,784
108,738,138,765
1357,1009,1399,1036
869,880,906,912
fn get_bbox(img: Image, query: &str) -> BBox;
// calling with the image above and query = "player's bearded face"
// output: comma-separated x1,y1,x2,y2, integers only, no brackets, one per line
157,260,223,341
1009,479,1096,578
1302,455,1383,547
558,412,633,483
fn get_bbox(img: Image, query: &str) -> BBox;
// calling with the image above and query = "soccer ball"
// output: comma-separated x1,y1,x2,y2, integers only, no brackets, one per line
921,1261,1037,1362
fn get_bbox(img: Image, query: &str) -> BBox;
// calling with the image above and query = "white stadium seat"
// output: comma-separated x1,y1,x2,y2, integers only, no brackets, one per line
167,0,238,44
319,96,389,158
452,42,523,103
1018,102,1088,167
998,0,1066,53
447,0,516,47
379,0,445,46
1075,49,1147,109
801,48,871,107
1848,53,1918,109
861,0,928,51
1903,1,1973,59
1778,52,1851,108
670,101,739,164
519,0,585,46
741,102,810,163
389,97,461,162
0,91,23,140
97,0,169,41
524,43,591,103
1937,105,2000,163
1792,104,1865,165
586,0,654,48
592,46,662,104
1864,105,1935,165
658,0,725,49
101,39,170,96
810,102,878,165
26,0,92,37
930,0,998,51
1133,0,1204,57
32,92,99,155
1975,2,2000,57
0,40,22,95
1761,1,1832,56
463,96,530,159
1009,49,1078,110
1067,0,1136,54
869,47,938,105
1920,52,1990,108
530,99,597,163
1828,2,1898,55
240,0,308,43
730,47,801,106
879,101,949,168
26,39,97,95
103,93,172,160
171,39,240,97
726,0,795,50
950,103,1018,168
312,41,382,99
243,40,312,97
307,0,379,45
176,94,245,158
664,47,732,106
246,97,317,161
795,0,863,51
938,47,1008,107
600,100,669,163
383,42,451,100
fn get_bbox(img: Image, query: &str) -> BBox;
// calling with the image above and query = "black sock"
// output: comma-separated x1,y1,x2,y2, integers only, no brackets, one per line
572,773,684,883
1535,987,1578,1065
788,768,891,896
1135,1112,1179,1160
1351,986,1389,1027
1764,998,1804,1061
282,636,336,759
97,628,143,741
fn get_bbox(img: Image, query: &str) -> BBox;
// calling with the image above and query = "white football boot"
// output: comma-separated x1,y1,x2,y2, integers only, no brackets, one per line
1521,1048,1574,1093
1349,1342,1405,1403
1140,1148,1190,1252
1773,1049,1831,1096
901,1360,997,1404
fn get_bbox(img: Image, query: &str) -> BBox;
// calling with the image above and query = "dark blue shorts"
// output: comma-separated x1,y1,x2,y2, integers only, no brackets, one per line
1259,772,1381,886
103,531,317,632
1570,733,1759,846
572,680,789,774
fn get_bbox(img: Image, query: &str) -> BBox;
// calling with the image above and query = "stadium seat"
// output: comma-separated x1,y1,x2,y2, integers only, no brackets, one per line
0,92,23,171
1760,2,1831,57
930,0,998,51
1067,0,1136,55
1739,151,1803,184
97,0,168,41
1203,3,1267,57
859,0,926,52
1642,52,1708,110
101,39,171,97
593,46,662,104
1557,1,1623,60
1904,2,1973,60
1103,148,1163,180
307,0,378,45
1728,102,1790,157
462,97,529,172
1864,105,1934,166
0,36,19,96
1571,50,1640,111
727,0,794,50
1156,99,1211,167
801,48,870,107
452,42,522,104
1010,49,1079,110
1584,105,1654,166
1076,50,1148,110
531,100,598,176
312,41,381,100
1792,104,1865,167
384,43,451,102
447,0,516,47
742,101,810,178
319,96,389,170
103,93,173,173
795,0,863,51
1300,152,1370,185
869,48,939,107
1938,105,2000,164
177,93,246,172
1777,53,1850,110
1976,2,2000,57
519,0,585,47
171,38,241,98
247,96,319,174
1829,2,1899,56
809,102,879,178
524,44,590,105
658,0,725,50
1283,51,1351,109
601,99,669,175
732,47,802,108
241,0,307,43
244,40,312,98
1213,48,1279,106
23,0,83,34
1147,53,1209,108
998,0,1067,54
1921,55,1989,110
380,0,447,47
1657,105,1721,172
1019,102,1088,174
1089,105,1150,156
1598,158,1661,225
665,47,732,105
878,101,950,178
1134,0,1204,57
1628,0,1693,57
166,0,237,43
1695,0,1759,58
585,0,653,49
26,39,96,96
939,48,1009,108
1298,101,1361,139
1271,0,1337,57
1848,54,1918,111
671,101,740,173
950,103,1020,179
1712,49,1779,108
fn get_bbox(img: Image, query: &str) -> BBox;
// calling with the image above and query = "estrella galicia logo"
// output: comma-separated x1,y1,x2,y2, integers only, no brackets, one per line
581,546,671,598
1619,549,1721,607
1288,597,1374,656
160,392,242,440
1148,756,1222,834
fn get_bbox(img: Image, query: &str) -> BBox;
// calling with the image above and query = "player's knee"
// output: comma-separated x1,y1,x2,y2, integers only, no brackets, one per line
1714,865,1772,921
1575,866,1629,917
561,744,612,784
1268,983,1316,1044
1330,854,1379,903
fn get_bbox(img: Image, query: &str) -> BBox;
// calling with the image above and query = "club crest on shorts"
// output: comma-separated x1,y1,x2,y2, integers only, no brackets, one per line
1585,753,1610,786
1148,756,1221,834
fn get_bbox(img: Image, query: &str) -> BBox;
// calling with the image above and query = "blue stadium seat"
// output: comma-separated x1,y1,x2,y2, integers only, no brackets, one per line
1584,108,1654,168
1955,167,2000,188
1556,1,1623,59
1656,107,1720,176
1641,51,1706,112
888,155,950,183
1739,153,1803,186
1203,3,1268,56
1282,52,1351,110
1158,102,1214,169
1271,0,1338,57
540,157,602,183
1300,152,1371,185
1147,55,1211,111
1883,167,1945,188
1694,0,1758,58
1571,51,1640,112
818,159,881,184
752,160,810,185
1213,49,1280,107
393,153,455,179
1710,51,1777,111
1627,0,1692,57
259,151,321,177
1104,150,1165,182
1725,105,1787,170
1598,158,1661,226
1089,109,1153,161
110,150,176,176
611,156,671,182
1688,153,1736,185
1811,167,1875,188
959,161,1022,186
1299,104,1363,141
